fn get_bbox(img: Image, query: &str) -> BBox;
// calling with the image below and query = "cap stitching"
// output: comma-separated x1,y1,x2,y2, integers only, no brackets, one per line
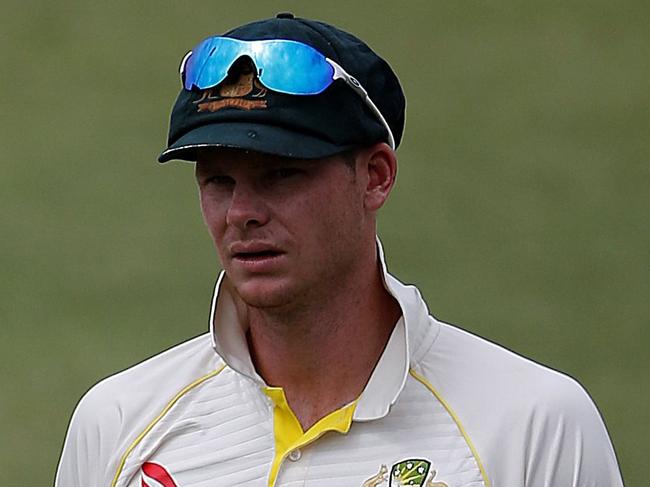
294,18,344,61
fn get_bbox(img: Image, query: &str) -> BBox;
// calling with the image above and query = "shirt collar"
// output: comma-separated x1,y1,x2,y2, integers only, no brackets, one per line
209,237,439,421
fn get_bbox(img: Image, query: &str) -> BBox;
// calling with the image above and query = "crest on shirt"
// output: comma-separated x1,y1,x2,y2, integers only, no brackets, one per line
361,458,449,487
141,462,179,487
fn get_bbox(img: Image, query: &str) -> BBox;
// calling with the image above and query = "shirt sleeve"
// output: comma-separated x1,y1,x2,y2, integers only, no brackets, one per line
523,376,624,487
55,383,123,487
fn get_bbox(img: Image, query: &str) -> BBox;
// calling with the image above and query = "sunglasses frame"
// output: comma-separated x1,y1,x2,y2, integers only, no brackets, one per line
179,37,396,150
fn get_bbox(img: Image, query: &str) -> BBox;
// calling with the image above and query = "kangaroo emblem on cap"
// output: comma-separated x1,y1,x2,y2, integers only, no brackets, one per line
195,57,268,112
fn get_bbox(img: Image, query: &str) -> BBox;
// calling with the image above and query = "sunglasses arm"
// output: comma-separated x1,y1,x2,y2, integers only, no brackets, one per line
327,59,396,150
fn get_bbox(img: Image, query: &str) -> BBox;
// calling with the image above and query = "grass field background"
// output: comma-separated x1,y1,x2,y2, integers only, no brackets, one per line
1,1,647,484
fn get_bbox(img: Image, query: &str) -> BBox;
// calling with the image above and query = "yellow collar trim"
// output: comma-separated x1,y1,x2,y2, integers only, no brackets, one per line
264,386,358,487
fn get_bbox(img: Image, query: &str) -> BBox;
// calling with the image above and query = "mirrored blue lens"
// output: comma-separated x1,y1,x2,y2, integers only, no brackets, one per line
182,37,335,95
255,40,334,94
183,37,239,90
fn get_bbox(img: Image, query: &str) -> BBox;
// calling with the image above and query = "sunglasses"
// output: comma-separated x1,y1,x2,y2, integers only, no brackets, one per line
179,36,395,150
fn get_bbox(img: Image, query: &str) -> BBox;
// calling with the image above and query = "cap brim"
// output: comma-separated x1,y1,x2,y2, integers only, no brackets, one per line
158,122,352,163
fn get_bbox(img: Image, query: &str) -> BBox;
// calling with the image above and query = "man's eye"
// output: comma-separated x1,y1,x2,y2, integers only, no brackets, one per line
206,175,235,186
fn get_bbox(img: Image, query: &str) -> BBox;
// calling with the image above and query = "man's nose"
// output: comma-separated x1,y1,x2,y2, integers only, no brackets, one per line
225,183,270,230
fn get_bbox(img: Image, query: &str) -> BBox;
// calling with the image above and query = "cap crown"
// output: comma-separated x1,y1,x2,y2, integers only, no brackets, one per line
160,14,405,162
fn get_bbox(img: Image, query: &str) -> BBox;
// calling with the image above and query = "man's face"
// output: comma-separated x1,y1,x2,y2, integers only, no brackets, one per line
195,148,371,311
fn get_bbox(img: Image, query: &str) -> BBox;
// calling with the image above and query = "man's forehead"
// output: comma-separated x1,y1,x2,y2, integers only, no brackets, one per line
195,147,325,171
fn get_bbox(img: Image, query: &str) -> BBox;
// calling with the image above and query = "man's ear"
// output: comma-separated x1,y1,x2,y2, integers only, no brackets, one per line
359,143,398,211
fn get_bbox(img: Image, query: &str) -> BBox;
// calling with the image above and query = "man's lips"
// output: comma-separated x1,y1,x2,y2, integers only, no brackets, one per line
232,250,283,261
229,242,285,262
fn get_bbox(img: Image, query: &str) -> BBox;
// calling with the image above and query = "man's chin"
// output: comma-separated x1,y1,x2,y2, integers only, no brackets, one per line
231,278,297,310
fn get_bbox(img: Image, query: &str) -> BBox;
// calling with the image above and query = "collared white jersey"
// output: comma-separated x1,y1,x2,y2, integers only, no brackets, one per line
56,247,623,487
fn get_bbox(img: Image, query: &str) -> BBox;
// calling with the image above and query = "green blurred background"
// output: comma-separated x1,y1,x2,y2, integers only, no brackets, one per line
1,0,647,484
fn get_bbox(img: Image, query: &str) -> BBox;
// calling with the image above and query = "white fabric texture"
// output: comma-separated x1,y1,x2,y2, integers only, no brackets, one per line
56,246,623,487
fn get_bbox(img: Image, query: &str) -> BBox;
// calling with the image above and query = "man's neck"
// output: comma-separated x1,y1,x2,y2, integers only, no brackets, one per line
245,264,401,431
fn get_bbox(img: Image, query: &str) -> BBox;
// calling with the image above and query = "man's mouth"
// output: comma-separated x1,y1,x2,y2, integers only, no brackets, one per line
229,242,286,269
233,250,283,261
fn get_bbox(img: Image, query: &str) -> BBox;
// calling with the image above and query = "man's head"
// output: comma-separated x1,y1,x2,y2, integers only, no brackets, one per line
159,15,405,311
158,13,405,162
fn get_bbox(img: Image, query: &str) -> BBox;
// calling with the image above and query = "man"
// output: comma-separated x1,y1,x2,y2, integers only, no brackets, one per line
56,14,623,487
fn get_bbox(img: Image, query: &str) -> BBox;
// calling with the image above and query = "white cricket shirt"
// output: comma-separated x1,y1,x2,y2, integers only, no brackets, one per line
56,244,623,487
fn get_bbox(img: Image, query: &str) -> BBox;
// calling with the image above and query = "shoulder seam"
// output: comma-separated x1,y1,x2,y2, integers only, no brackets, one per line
409,368,492,487
110,363,228,487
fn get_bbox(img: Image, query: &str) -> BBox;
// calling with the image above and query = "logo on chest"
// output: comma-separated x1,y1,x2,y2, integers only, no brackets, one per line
362,458,449,487
141,462,178,487
139,458,449,487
